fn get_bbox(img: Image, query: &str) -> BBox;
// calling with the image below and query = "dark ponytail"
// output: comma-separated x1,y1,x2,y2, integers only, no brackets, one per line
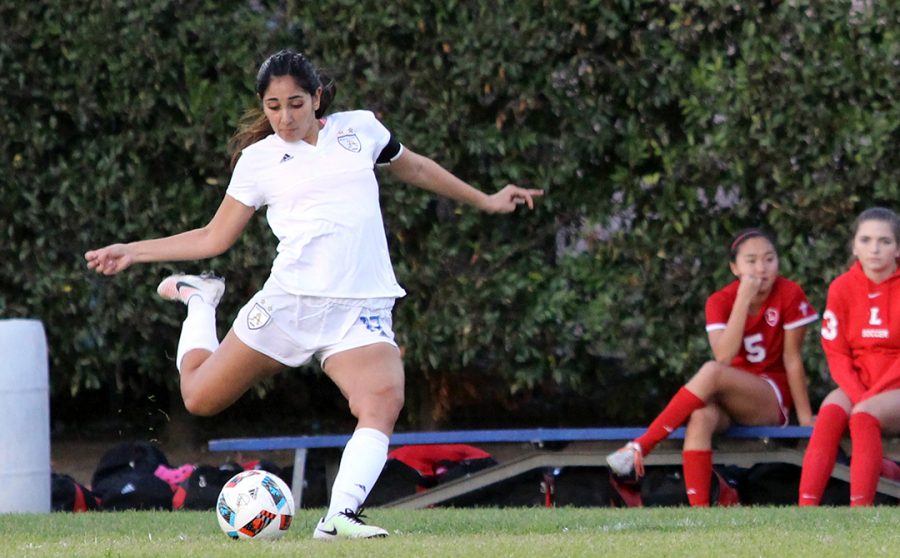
228,49,338,169
228,110,271,170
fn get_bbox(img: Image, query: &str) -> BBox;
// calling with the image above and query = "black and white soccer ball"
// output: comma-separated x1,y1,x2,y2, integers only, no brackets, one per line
216,470,294,540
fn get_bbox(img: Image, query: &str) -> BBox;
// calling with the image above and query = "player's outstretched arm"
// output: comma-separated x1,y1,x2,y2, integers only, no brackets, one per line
386,148,543,214
84,195,255,275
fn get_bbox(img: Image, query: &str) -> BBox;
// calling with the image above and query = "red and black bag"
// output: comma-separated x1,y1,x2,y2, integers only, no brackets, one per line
51,473,100,512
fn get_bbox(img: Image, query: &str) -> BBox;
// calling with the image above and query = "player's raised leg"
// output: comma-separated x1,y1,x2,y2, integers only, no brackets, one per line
607,361,781,480
157,272,285,415
606,385,706,478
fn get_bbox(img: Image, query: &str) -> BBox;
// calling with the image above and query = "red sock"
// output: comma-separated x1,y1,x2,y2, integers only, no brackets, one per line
798,404,848,506
635,387,705,455
849,412,883,507
683,449,713,507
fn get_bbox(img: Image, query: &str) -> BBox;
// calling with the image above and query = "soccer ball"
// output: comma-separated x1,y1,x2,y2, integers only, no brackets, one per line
216,470,294,540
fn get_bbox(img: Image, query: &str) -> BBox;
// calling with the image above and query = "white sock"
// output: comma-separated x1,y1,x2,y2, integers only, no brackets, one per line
325,427,390,519
175,297,219,372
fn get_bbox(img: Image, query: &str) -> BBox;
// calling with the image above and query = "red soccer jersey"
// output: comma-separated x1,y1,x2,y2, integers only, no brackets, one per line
705,276,819,377
820,261,900,403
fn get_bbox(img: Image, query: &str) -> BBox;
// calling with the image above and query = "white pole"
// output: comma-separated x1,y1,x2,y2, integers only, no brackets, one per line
0,319,51,513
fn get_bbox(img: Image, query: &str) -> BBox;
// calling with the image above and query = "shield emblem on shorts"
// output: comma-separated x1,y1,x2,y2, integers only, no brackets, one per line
247,303,271,330
337,133,362,153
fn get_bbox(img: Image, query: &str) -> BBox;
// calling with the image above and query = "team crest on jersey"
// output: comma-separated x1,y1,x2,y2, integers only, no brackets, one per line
247,303,271,330
765,308,779,327
337,132,362,153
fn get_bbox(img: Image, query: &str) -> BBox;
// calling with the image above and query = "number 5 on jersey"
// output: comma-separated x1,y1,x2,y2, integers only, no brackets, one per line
744,333,766,363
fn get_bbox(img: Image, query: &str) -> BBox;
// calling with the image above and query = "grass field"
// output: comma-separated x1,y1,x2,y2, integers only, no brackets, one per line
2,506,899,557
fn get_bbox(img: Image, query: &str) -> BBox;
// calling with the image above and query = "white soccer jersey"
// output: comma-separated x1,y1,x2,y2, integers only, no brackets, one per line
226,110,406,299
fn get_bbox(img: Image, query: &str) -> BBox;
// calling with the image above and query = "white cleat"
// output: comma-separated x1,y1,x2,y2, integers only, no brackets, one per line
156,272,225,307
313,508,388,541
606,441,645,478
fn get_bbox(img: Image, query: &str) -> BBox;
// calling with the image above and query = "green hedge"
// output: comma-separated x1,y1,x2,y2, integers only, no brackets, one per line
2,1,898,428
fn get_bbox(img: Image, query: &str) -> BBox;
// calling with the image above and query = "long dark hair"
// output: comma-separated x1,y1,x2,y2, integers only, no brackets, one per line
228,50,337,169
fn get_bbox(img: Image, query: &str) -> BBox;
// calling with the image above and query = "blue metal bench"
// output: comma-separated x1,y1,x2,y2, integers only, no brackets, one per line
208,425,813,452
207,425,900,509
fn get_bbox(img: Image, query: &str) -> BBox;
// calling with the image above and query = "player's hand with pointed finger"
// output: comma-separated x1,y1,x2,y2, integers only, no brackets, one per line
480,184,544,214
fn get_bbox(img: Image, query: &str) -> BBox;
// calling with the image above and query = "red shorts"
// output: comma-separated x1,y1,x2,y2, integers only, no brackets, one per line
760,373,791,426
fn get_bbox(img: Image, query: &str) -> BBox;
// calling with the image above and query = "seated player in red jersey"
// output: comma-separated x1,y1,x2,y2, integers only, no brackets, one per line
607,229,818,506
799,207,900,507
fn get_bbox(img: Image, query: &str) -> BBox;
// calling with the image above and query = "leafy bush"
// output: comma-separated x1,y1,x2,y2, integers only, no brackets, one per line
2,1,898,429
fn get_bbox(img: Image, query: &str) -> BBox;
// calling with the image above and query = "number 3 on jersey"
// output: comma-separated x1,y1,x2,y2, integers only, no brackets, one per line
821,309,838,341
743,333,766,363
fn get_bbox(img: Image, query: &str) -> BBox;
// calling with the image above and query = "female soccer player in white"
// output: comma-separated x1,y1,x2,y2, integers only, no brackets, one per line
799,207,900,506
85,49,542,539
606,229,818,506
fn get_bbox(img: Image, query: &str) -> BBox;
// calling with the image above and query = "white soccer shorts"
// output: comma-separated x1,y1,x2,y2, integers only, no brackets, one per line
233,281,398,367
